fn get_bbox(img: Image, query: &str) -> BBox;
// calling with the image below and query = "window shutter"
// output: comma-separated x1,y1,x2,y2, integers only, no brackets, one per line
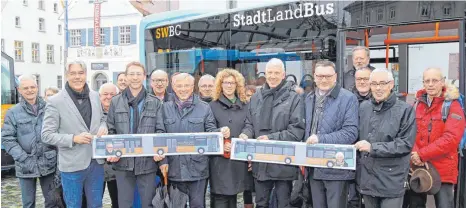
130,25,137,44
88,28,94,46
80,29,86,46
113,26,119,45
104,27,110,45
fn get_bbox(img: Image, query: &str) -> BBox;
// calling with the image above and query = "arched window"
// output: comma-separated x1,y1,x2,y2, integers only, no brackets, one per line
93,73,108,91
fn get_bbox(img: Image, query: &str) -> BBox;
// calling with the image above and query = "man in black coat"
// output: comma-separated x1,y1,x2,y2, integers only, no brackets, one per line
239,58,305,208
355,68,416,208
344,46,375,91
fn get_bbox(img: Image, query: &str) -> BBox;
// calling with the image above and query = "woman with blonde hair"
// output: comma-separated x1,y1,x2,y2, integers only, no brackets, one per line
209,69,252,207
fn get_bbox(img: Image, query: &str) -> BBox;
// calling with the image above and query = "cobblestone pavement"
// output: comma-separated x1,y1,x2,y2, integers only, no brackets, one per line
2,173,250,208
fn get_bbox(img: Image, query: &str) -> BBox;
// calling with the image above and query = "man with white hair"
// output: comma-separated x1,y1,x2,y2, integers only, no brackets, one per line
344,46,375,91
198,74,215,102
355,68,416,208
305,60,359,208
41,60,108,207
2,74,58,207
150,69,173,102
238,58,305,207
99,83,119,113
155,73,230,208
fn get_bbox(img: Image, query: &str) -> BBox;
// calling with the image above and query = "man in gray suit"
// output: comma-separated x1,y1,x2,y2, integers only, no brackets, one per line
41,60,108,208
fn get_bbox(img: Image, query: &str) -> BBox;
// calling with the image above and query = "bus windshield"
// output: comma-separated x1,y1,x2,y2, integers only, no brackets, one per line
1,52,16,105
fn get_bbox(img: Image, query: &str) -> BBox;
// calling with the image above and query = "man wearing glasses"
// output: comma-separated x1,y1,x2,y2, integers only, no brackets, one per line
150,69,173,102
355,68,416,208
198,74,215,102
408,68,465,208
304,60,359,208
344,46,375,91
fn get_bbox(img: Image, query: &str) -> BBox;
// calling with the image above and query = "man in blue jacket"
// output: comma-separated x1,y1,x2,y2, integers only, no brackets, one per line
305,60,359,208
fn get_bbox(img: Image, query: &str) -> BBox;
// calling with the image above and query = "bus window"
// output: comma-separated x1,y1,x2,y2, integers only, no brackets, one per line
247,145,255,153
313,150,324,158
307,148,313,157
273,146,283,155
195,138,208,146
344,151,353,159
265,146,273,154
324,150,336,159
235,143,245,153
283,147,295,156
154,137,167,147
255,144,265,154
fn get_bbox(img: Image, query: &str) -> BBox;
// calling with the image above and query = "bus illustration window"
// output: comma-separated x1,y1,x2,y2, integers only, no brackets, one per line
265,146,273,154
95,137,143,157
153,134,221,155
234,141,297,165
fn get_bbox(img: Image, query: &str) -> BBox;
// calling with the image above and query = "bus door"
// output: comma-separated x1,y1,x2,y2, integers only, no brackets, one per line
167,138,177,152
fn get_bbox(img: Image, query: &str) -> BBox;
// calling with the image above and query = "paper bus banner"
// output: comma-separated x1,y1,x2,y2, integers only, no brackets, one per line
92,132,224,158
230,138,356,170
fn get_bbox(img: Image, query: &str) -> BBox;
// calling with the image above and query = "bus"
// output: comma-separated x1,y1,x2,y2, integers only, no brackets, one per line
153,133,221,155
306,145,355,168
234,140,296,164
1,52,18,172
95,136,143,157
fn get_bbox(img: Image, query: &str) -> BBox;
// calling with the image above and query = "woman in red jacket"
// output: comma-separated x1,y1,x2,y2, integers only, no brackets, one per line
410,68,465,208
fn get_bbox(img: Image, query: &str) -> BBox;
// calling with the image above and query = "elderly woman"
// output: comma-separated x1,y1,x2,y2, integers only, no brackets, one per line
209,69,253,208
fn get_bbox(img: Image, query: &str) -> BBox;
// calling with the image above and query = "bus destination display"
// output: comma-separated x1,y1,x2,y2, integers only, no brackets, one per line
93,132,224,158
230,138,356,170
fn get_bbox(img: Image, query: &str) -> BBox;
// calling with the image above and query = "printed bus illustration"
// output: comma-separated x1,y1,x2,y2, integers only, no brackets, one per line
305,146,354,168
153,134,221,155
95,136,143,157
234,140,296,164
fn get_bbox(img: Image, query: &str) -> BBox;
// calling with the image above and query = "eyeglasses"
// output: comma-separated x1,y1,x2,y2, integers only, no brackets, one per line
174,84,193,89
68,71,85,77
315,73,335,80
370,81,391,88
199,84,214,89
356,77,370,82
152,79,167,84
422,79,443,85
127,73,144,77
222,81,236,86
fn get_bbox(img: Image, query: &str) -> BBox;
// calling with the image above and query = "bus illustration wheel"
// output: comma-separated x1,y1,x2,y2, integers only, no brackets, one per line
285,158,292,164
115,150,122,157
247,154,253,161
198,148,205,154
327,161,334,168
157,149,164,155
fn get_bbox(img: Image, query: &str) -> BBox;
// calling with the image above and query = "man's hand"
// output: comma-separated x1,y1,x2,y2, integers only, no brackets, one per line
411,152,424,166
221,127,230,139
73,132,93,144
224,142,231,152
257,135,269,140
239,133,248,140
306,134,319,144
96,126,108,137
355,140,371,152
107,157,120,163
153,154,165,162
160,164,169,175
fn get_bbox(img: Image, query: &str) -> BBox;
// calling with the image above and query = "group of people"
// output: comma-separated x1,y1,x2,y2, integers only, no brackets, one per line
1,46,464,208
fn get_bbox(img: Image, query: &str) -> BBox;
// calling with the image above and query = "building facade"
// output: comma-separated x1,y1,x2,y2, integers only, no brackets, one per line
1,0,64,95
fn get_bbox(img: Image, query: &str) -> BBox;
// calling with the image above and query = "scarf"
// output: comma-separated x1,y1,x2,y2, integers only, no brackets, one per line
123,87,146,133
259,80,286,131
174,95,194,114
65,82,92,129
200,96,213,103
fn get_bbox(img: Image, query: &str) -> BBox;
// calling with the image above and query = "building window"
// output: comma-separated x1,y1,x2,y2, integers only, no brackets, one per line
32,43,40,62
377,9,384,22
70,29,81,46
57,75,63,89
421,4,430,17
443,3,452,16
355,17,360,25
15,17,21,27
365,11,371,23
38,0,44,10
100,28,105,45
23,0,28,6
1,39,4,52
47,45,54,63
93,73,108,91
119,26,131,44
389,7,396,19
53,3,58,13
15,41,23,61
39,18,45,31
58,24,62,34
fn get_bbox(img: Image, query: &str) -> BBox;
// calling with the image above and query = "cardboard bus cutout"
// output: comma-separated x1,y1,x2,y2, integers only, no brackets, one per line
93,132,224,158
230,138,356,170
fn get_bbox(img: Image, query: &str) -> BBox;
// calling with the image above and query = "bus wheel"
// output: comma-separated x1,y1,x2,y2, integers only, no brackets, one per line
285,158,292,164
115,150,123,157
327,161,334,168
247,154,253,161
198,148,205,154
157,149,164,155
